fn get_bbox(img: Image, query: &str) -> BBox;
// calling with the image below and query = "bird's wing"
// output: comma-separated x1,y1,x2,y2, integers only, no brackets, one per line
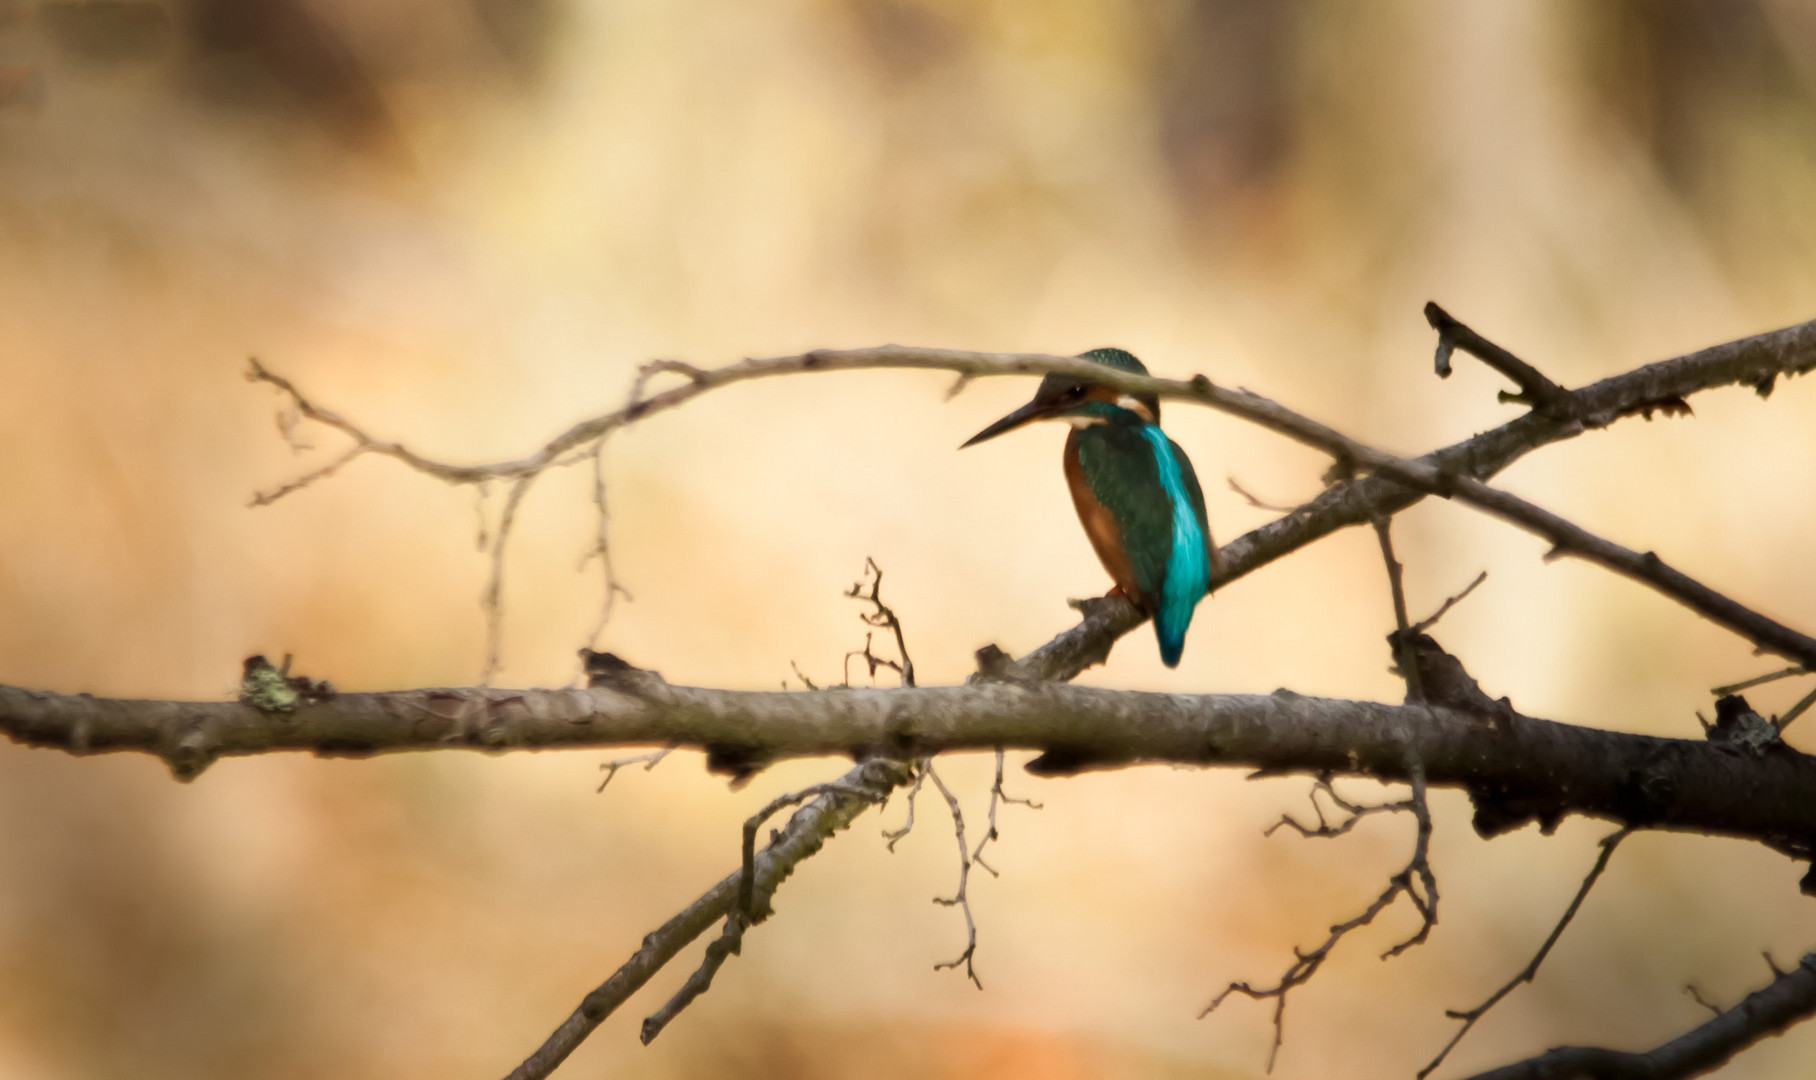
1168,434,1222,577
1073,423,1173,601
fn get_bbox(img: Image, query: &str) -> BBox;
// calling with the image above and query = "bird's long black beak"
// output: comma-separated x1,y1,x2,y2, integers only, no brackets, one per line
960,399,1054,448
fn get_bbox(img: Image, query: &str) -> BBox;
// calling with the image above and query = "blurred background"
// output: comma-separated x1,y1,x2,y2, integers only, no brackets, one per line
2,0,1816,1076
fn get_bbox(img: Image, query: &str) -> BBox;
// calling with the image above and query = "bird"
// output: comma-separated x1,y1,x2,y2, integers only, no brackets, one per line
961,347,1221,668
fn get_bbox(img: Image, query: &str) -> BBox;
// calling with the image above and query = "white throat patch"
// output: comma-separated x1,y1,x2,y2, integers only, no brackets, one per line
1116,395,1156,423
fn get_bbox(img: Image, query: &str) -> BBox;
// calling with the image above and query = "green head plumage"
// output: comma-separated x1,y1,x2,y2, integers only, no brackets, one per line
959,346,1160,447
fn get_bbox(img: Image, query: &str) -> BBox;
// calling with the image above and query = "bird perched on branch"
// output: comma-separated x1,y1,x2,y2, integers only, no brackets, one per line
962,347,1221,667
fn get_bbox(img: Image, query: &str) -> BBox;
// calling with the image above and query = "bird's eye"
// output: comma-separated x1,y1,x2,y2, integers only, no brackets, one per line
1067,386,1087,399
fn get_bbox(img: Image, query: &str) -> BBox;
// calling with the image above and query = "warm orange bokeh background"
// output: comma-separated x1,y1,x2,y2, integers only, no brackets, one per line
4,2,1816,1077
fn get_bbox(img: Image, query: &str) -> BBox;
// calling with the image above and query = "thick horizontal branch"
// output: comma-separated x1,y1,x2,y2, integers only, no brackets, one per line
6,673,1814,852
1465,952,1816,1080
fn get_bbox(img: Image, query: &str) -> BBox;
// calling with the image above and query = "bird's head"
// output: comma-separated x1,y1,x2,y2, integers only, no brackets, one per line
960,347,1160,448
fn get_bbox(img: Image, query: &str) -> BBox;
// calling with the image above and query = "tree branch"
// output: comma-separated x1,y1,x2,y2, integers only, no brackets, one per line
501,757,910,1080
1461,952,1816,1080
249,314,1816,676
6,660,1814,855
1421,827,1633,1078
1424,302,1577,418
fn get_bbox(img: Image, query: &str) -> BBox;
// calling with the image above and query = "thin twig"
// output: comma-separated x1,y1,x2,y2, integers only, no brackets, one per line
1411,571,1489,634
1372,515,1426,705
596,747,672,792
479,475,535,685
787,661,819,691
579,437,632,645
1265,773,1413,840
1685,983,1723,1017
1229,476,1300,514
247,443,367,507
881,760,927,852
846,558,916,688
924,761,982,989
969,747,1041,876
1420,827,1634,1078
1776,682,1816,735
1712,666,1810,696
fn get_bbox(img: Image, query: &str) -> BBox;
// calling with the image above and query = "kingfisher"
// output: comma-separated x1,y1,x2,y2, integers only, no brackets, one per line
961,347,1221,668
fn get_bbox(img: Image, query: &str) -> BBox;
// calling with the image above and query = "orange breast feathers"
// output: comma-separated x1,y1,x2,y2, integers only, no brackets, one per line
1063,435,1144,605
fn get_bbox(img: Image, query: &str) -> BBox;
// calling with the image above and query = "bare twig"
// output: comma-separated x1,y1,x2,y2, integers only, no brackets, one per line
1461,952,1816,1080
787,661,819,691
1420,827,1634,1078
579,437,632,645
1372,516,1425,704
846,558,915,688
970,747,1041,875
247,443,366,507
1776,682,1816,735
881,760,927,851
1425,302,1577,419
924,761,982,989
1411,571,1489,634
1712,666,1810,696
596,747,672,792
479,475,535,685
1264,774,1413,841
1229,476,1300,514
1685,983,1724,1017
637,909,746,1046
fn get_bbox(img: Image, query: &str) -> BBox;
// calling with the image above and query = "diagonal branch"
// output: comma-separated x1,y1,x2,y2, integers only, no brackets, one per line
1461,951,1816,1080
249,313,1816,677
501,757,910,1080
1421,827,1633,1078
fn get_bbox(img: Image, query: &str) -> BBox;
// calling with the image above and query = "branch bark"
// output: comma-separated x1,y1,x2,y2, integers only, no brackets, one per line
5,662,1813,856
502,757,909,1080
1462,952,1816,1080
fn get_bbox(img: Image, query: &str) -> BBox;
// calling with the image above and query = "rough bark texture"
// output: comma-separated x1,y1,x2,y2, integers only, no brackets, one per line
4,659,1811,858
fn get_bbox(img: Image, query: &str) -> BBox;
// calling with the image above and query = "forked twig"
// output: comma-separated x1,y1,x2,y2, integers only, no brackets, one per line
970,747,1041,875
845,558,916,688
1265,773,1412,841
596,747,672,792
1205,762,1438,1072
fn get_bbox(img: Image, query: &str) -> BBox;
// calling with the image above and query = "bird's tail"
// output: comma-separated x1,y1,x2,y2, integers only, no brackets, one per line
1156,612,1188,668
